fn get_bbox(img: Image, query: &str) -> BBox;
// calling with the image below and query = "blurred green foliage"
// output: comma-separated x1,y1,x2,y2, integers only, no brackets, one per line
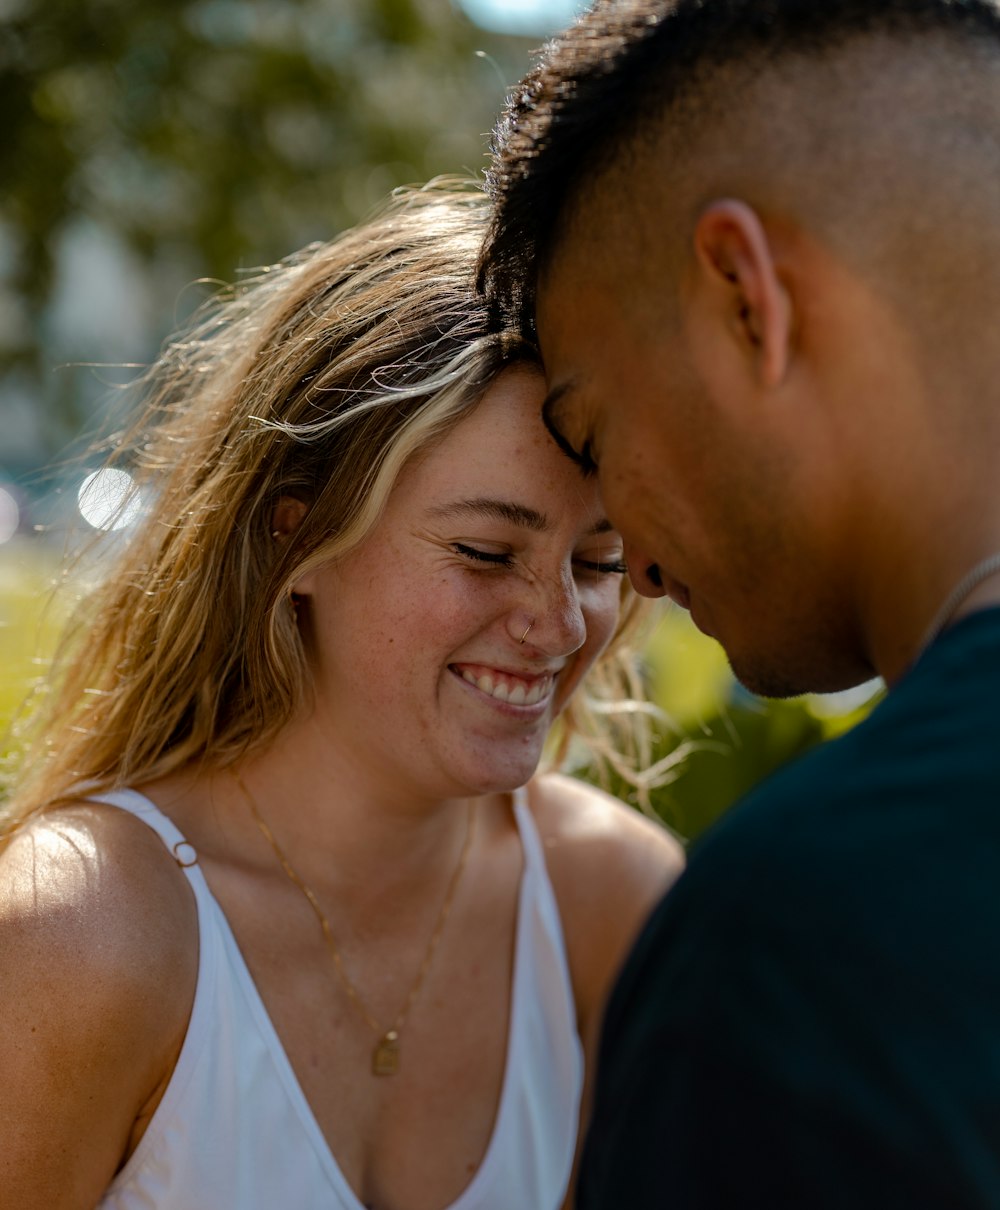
594,608,880,842
0,540,67,772
1,0,529,448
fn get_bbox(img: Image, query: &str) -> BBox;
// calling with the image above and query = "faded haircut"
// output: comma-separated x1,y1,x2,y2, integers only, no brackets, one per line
477,0,1000,335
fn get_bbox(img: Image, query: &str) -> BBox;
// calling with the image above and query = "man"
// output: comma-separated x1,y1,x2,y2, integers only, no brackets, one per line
478,1,1000,1205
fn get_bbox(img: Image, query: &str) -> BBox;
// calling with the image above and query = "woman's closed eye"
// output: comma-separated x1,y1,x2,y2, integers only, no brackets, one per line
575,555,627,576
452,542,514,568
452,543,625,576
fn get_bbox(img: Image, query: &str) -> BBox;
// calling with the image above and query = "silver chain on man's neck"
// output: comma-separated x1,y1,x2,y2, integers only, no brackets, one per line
912,551,1000,667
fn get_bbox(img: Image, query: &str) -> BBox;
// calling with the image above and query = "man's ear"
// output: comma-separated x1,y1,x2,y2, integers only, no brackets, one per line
692,198,792,388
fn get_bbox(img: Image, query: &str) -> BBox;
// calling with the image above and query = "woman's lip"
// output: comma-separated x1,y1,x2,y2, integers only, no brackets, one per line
451,661,557,684
449,663,555,709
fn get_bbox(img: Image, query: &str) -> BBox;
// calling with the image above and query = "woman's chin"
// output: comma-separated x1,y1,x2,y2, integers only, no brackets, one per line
455,751,544,797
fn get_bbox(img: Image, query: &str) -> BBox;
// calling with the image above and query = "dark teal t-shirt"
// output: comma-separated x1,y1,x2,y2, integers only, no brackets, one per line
579,607,1000,1209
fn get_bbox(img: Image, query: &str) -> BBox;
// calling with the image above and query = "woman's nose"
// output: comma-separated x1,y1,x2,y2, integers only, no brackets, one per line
516,569,586,656
624,541,667,599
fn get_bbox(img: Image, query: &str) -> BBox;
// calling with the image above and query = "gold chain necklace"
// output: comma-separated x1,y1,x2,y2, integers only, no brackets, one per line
233,771,475,1077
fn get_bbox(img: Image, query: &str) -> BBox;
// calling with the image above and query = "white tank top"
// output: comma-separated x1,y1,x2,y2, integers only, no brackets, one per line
95,786,584,1210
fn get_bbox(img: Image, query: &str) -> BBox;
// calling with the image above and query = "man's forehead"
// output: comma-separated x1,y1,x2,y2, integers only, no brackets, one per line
536,221,660,383
540,173,633,293
534,251,592,378
538,165,685,338
536,201,618,342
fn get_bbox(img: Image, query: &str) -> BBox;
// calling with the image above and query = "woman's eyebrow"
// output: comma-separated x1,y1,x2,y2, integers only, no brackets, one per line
429,498,549,531
429,498,617,540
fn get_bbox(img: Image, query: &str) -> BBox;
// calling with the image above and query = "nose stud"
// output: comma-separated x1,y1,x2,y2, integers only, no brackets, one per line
519,620,534,644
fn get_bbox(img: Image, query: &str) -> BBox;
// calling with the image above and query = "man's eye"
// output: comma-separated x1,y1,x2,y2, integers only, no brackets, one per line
453,543,514,568
576,439,598,475
561,437,598,477
548,419,598,477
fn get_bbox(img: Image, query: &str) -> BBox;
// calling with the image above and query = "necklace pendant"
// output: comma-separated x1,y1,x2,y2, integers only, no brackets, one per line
372,1030,400,1076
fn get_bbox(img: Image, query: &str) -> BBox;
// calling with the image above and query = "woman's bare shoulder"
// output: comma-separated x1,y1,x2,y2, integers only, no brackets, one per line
0,802,198,1206
527,772,685,894
1,800,196,963
525,773,685,1032
0,800,198,1050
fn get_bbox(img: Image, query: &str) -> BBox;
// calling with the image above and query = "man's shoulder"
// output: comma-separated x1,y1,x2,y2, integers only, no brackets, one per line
671,720,875,903
615,659,1000,1017
692,644,1000,876
585,619,1000,1210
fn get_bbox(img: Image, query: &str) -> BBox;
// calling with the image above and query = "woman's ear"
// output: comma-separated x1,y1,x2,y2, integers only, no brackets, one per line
271,495,318,595
692,198,792,388
271,495,309,541
268,496,314,595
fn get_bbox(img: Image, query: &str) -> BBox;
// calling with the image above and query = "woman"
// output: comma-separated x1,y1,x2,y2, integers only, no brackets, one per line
0,185,683,1209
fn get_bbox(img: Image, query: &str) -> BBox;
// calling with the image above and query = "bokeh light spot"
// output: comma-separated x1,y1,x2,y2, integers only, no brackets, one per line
0,486,18,544
78,469,142,531
458,0,584,36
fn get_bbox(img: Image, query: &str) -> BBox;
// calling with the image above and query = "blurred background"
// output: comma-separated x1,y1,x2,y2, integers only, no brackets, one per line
0,0,880,837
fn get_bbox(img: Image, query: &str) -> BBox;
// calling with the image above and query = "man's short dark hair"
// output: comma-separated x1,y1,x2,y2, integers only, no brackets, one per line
477,0,1000,335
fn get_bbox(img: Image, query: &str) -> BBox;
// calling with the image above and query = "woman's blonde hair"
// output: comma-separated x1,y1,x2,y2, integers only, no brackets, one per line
4,182,655,829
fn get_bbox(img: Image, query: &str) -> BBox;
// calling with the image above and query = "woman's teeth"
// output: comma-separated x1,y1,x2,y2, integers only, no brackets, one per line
460,669,549,706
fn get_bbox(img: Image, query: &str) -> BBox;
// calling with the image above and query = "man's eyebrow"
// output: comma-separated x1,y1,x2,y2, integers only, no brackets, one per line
429,497,548,531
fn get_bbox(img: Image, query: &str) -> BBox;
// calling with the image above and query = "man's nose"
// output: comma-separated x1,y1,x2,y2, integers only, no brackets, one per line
624,543,667,599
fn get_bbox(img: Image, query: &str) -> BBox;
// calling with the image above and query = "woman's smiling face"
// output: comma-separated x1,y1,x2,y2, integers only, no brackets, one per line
294,363,625,800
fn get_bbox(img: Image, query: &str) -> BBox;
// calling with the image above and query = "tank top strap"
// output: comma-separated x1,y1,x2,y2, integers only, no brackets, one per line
87,788,205,889
509,780,582,1036
510,783,545,873
480,782,582,1210
508,782,578,1014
